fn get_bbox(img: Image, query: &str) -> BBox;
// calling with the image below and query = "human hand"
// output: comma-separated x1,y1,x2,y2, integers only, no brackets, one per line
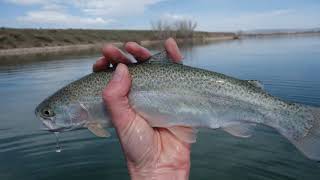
93,38,190,180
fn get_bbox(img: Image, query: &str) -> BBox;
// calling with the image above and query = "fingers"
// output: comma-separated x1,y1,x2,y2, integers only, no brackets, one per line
125,42,152,62
93,43,152,71
165,38,183,63
102,45,132,65
93,38,182,72
93,57,108,72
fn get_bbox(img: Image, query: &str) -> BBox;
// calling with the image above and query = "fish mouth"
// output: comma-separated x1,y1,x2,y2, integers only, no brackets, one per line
39,117,75,132
41,119,60,132
38,117,63,132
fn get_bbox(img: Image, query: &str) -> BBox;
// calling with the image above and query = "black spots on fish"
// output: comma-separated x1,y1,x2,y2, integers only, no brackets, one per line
292,132,301,141
207,81,222,91
166,69,176,76
223,82,233,91
278,106,317,141
86,79,95,88
51,95,60,104
309,109,320,129
161,66,170,73
235,89,244,97
292,104,300,111
279,102,288,108
283,110,291,116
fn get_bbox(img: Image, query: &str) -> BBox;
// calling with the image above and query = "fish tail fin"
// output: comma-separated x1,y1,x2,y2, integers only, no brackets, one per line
288,107,320,161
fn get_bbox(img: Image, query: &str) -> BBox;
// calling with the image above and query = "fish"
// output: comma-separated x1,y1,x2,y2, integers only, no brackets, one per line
35,51,320,160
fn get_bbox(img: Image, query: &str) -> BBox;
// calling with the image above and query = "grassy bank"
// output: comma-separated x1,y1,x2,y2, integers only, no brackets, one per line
0,28,236,49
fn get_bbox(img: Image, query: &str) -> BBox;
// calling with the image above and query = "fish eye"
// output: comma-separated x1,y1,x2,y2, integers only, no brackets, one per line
42,108,55,117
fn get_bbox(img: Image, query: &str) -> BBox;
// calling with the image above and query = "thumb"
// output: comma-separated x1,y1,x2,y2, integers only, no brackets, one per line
102,63,135,131
102,64,156,164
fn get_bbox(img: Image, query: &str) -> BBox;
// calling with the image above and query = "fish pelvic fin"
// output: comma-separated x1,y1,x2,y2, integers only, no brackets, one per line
223,122,256,138
288,107,320,161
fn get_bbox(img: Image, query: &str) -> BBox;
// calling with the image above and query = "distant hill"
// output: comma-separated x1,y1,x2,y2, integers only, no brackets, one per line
242,28,320,35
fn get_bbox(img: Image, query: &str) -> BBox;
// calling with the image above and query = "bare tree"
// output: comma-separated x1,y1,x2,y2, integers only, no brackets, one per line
151,18,197,39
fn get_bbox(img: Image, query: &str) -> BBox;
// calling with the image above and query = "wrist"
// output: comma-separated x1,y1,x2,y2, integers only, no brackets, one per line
129,168,190,180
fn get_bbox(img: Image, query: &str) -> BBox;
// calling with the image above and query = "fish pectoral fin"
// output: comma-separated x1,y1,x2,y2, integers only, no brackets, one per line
167,126,198,143
69,102,90,123
223,123,256,138
86,122,111,138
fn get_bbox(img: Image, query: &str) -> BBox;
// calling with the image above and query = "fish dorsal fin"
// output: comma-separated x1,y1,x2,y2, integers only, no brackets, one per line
247,80,264,90
223,123,256,138
85,122,111,138
167,126,198,143
148,50,173,63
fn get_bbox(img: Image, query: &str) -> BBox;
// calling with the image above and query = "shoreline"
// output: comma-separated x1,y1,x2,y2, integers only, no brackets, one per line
1,32,319,57
241,31,320,37
0,36,236,57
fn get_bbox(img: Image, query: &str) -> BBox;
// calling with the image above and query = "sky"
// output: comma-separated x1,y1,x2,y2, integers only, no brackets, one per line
0,0,319,31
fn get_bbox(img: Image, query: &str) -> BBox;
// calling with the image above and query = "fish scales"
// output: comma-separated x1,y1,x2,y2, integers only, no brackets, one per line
36,59,320,161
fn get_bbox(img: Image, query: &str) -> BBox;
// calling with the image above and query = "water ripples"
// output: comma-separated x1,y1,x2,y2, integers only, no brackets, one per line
1,36,320,180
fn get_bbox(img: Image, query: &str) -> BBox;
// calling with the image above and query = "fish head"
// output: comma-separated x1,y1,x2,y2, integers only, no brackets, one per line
35,99,88,132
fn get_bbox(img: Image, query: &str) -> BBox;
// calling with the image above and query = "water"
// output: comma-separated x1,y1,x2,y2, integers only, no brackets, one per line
1,36,320,179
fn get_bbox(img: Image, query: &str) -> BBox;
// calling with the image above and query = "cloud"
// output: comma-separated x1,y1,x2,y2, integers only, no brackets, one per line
17,10,113,28
270,9,295,16
6,0,165,16
42,4,66,11
5,0,45,5
5,0,165,28
74,0,165,16
161,13,193,21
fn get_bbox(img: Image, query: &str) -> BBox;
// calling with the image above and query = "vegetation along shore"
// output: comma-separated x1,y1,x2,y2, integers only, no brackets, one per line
0,28,236,56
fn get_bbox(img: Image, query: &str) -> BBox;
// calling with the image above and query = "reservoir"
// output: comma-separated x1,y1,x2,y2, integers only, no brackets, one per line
1,35,320,180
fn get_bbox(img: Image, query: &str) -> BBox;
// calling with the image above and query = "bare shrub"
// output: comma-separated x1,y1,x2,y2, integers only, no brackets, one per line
151,18,197,39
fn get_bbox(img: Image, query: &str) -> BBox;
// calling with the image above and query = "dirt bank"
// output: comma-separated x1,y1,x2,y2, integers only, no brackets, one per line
0,36,236,57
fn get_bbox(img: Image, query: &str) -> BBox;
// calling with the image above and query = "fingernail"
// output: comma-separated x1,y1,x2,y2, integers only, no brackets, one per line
112,64,124,82
125,53,138,63
140,47,152,60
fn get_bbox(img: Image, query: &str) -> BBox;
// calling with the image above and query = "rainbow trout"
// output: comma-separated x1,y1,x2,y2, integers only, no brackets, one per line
35,51,320,160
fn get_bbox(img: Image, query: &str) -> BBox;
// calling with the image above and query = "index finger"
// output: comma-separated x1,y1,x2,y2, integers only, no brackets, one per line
125,42,151,62
164,38,183,63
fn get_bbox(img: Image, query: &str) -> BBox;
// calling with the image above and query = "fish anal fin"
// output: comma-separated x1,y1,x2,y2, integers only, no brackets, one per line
167,126,198,143
223,123,256,138
86,122,110,138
